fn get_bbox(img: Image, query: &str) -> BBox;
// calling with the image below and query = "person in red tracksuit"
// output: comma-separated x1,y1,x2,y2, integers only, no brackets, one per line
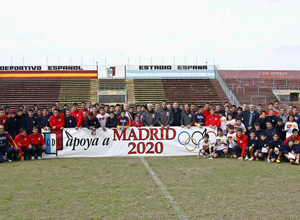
233,128,248,161
70,103,83,130
205,108,221,129
15,128,34,160
29,126,46,159
49,109,65,130
79,101,90,114
0,108,8,126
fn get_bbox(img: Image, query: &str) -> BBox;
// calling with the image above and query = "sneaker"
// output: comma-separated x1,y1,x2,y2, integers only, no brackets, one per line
249,157,254,161
31,156,35,160
8,159,12,163
238,157,242,160
255,157,259,161
295,160,299,165
267,158,270,163
37,156,42,160
208,157,213,160
245,156,249,160
290,160,295,165
276,159,281,163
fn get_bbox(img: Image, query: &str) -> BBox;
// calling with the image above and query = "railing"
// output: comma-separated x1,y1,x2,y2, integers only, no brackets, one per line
215,67,241,107
273,85,300,90
98,85,126,90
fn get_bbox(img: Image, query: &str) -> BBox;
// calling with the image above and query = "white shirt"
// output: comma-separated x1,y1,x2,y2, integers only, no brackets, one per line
284,121,298,139
199,139,213,150
220,116,227,134
227,132,238,149
215,135,228,151
226,119,236,127
96,113,109,127
234,123,246,133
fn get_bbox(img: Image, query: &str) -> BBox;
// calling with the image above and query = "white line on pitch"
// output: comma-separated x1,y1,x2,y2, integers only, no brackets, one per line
140,157,188,220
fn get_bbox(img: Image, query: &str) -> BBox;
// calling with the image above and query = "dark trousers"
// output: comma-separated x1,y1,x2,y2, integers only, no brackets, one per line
0,145,14,162
21,146,35,159
32,145,43,157
233,145,249,157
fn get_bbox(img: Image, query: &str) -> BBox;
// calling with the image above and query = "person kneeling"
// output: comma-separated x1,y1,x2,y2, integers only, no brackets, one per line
232,128,248,161
15,128,35,160
29,126,46,160
278,138,299,165
197,134,213,159
213,129,228,158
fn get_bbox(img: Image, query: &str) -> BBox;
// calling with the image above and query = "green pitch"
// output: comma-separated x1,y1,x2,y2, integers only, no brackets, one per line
1,157,299,219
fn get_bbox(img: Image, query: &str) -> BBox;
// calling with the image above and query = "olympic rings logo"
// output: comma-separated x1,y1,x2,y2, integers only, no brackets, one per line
177,129,217,152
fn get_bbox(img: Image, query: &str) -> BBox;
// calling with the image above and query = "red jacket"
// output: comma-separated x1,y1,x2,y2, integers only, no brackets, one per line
79,108,90,114
236,134,248,158
0,115,8,126
131,120,143,127
29,133,45,146
205,114,221,128
15,133,31,147
71,110,83,127
49,114,65,129
284,135,300,145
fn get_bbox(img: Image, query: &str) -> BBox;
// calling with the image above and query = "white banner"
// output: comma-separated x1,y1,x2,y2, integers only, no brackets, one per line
53,127,217,158
97,65,126,78
125,65,215,78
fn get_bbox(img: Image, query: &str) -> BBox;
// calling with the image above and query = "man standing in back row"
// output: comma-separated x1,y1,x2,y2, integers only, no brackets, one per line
157,101,174,129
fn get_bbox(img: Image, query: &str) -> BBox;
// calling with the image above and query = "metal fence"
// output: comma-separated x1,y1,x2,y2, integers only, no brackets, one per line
215,67,241,107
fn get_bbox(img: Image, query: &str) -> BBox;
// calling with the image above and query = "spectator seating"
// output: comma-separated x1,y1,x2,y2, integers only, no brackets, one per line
133,79,166,105
0,80,61,109
58,79,91,107
162,79,227,106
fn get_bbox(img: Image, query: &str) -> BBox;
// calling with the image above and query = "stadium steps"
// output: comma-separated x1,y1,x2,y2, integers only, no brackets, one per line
90,79,99,104
0,80,61,109
133,79,166,105
210,79,231,105
225,78,279,107
125,79,135,105
58,79,91,107
162,79,223,106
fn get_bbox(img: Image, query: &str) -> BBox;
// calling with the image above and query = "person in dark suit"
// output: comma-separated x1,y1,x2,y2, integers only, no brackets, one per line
244,104,260,132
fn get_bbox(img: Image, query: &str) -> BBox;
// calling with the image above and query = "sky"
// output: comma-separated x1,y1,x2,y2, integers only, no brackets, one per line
0,0,299,70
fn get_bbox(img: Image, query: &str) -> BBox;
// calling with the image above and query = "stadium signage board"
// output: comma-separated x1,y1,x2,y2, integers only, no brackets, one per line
0,65,86,71
138,65,208,70
48,127,217,158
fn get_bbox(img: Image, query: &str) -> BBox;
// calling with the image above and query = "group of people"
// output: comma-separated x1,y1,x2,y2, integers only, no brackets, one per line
0,100,299,164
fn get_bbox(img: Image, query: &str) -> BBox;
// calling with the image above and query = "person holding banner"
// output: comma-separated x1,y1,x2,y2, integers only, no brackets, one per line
49,109,65,131
106,112,118,128
86,113,100,129
29,126,46,160
206,108,221,129
96,107,109,131
117,110,130,130
70,103,83,130
157,101,174,129
181,104,195,128
64,109,77,128
131,115,143,127
142,103,158,127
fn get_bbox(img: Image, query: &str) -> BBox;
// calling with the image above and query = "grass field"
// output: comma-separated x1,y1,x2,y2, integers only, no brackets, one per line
1,156,299,219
